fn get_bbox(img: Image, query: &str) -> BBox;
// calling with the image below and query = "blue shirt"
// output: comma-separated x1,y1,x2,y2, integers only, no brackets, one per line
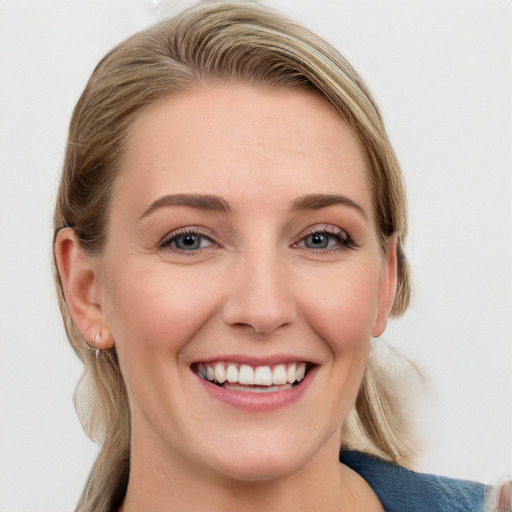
340,451,491,512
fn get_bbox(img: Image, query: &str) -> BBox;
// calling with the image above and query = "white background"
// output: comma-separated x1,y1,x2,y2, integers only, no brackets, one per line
0,0,511,510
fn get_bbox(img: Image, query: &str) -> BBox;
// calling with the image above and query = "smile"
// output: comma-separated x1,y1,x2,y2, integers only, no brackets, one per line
195,362,309,392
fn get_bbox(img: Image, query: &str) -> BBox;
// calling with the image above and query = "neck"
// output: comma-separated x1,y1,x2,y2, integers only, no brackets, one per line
119,430,383,512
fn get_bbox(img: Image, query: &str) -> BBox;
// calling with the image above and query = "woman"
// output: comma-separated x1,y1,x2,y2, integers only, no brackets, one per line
52,2,497,511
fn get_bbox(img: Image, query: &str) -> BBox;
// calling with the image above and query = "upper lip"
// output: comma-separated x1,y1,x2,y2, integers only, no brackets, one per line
191,354,318,367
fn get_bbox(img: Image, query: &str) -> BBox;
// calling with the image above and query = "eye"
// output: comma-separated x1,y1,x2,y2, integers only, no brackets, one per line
159,228,217,252
293,225,355,252
303,232,339,249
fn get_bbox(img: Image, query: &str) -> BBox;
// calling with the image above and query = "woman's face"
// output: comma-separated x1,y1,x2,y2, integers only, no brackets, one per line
96,85,396,481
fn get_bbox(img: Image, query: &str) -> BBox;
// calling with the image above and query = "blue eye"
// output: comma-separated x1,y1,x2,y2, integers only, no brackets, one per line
303,233,336,249
295,227,354,251
160,230,215,252
174,234,205,250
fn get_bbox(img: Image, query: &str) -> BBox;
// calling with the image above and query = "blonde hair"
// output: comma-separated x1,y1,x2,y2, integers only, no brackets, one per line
53,2,415,510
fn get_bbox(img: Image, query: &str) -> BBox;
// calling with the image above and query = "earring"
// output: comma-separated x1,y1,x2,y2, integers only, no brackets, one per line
85,340,100,359
84,328,104,359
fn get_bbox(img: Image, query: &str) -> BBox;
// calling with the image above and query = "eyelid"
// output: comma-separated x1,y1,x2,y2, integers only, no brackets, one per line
158,226,218,250
295,223,347,240
292,223,356,250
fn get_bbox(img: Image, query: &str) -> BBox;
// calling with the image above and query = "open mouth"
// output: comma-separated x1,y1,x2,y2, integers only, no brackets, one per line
193,361,311,393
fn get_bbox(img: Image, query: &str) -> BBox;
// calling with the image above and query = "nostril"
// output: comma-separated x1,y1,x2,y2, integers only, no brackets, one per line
221,300,297,336
220,265,297,335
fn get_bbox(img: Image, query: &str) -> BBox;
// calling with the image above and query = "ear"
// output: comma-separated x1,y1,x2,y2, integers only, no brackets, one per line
372,236,398,338
54,227,113,350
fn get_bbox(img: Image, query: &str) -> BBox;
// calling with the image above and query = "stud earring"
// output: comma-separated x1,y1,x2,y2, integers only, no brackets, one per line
83,328,104,359
84,339,100,359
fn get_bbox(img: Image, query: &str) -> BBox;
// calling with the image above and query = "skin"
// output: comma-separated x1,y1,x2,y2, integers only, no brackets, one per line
56,85,397,511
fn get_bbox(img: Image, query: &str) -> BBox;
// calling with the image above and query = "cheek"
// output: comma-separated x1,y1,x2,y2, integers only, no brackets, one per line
101,262,224,422
103,262,221,358
297,265,381,353
293,267,379,425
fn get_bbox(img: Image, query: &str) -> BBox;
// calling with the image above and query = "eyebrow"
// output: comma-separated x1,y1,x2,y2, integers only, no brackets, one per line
291,194,368,220
139,194,231,219
139,192,367,220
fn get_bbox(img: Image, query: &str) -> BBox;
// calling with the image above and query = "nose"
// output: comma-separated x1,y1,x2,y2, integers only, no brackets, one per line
220,251,297,335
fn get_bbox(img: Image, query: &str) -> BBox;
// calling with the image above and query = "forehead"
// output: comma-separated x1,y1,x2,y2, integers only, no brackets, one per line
117,85,373,216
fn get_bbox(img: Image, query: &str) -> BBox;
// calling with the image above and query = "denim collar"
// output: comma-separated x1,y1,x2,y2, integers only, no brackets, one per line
339,450,491,512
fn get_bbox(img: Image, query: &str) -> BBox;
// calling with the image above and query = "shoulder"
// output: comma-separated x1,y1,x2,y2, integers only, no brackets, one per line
339,450,492,512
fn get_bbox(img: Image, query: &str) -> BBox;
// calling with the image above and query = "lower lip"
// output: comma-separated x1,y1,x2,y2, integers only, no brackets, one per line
195,367,316,412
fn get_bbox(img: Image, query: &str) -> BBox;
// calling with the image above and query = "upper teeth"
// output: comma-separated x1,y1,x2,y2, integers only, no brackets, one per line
198,362,307,386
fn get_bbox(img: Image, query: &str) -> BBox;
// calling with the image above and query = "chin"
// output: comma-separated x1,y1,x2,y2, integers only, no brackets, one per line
199,429,325,483
210,453,306,482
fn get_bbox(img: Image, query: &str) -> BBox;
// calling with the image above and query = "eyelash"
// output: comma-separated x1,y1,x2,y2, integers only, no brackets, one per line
292,225,357,253
159,227,218,253
159,225,357,254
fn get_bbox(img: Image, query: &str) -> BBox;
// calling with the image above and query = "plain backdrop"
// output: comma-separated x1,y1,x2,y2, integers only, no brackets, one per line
0,0,511,510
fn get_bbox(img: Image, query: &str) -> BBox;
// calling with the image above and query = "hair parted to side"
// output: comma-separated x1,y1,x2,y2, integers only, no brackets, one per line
53,2,415,510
